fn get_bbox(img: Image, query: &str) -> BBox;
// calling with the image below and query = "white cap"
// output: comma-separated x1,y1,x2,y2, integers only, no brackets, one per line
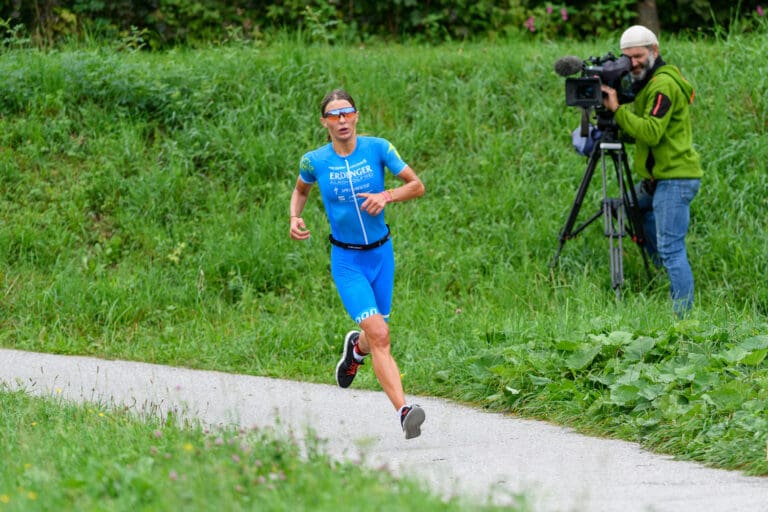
620,25,659,49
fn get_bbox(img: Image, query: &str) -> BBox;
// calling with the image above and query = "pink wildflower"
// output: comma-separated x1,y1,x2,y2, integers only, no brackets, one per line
525,16,536,32
757,5,764,16
547,5,553,14
561,8,569,20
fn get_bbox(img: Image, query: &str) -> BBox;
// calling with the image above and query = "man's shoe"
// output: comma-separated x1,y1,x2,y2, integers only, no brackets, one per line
335,330,362,388
400,405,425,440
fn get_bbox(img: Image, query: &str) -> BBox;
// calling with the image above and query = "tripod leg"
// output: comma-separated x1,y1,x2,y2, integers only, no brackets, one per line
551,148,601,268
617,151,654,282
600,144,626,299
613,200,625,299
604,198,624,299
554,139,649,299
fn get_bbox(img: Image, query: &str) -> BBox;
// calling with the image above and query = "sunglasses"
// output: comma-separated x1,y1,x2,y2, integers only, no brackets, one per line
323,107,357,121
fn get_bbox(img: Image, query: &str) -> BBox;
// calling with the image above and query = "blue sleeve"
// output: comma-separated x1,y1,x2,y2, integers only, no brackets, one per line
299,154,316,183
380,139,408,176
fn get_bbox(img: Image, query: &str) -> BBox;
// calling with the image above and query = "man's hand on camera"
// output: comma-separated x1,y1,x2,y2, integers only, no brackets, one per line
601,85,620,112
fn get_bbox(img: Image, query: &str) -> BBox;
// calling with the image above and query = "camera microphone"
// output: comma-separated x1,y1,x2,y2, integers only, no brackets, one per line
554,56,584,77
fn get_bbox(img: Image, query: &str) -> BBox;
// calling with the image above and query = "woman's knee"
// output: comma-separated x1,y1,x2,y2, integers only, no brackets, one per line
362,320,390,350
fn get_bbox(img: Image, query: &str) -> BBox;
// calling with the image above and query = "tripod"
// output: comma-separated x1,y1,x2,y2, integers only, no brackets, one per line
550,114,651,299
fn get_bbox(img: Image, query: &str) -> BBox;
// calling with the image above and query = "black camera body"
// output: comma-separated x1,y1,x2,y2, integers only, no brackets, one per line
564,53,633,109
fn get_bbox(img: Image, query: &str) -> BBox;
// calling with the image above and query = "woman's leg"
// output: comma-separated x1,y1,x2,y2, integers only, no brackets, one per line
357,315,405,411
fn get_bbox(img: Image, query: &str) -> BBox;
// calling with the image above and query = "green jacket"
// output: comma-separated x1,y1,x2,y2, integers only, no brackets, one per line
614,63,703,180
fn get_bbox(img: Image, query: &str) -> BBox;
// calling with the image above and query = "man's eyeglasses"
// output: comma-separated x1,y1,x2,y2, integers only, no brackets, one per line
323,107,357,121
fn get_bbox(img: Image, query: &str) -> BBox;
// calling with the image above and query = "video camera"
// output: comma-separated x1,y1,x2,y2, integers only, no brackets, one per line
554,53,633,109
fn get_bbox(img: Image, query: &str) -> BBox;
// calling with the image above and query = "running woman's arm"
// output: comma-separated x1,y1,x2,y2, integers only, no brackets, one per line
359,166,425,216
289,178,313,240
388,166,425,202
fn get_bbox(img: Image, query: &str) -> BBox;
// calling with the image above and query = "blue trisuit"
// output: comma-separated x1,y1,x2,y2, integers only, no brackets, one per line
298,136,408,324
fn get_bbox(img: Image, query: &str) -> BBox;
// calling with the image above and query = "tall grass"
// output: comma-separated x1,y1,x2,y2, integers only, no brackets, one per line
1,27,767,477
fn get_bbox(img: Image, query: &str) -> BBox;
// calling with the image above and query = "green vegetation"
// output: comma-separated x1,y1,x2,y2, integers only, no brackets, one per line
0,388,513,510
2,0,766,48
1,24,767,507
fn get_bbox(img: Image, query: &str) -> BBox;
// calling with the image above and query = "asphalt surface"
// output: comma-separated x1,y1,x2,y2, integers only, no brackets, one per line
2,348,768,512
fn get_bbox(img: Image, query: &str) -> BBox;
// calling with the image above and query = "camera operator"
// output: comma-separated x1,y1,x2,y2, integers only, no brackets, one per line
601,25,703,317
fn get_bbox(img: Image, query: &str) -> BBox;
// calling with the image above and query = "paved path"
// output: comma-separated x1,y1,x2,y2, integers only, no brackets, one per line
2,348,768,511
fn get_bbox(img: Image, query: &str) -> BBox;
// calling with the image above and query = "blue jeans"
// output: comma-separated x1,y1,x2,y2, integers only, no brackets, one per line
635,179,701,316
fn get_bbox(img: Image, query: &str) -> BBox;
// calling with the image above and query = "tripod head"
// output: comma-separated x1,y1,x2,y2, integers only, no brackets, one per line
594,109,620,143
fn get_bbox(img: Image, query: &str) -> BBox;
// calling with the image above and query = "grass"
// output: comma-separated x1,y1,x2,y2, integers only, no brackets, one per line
0,387,515,511
1,25,767,507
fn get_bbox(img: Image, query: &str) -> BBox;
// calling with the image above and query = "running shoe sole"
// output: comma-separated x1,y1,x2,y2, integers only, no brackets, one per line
402,405,426,440
335,330,360,388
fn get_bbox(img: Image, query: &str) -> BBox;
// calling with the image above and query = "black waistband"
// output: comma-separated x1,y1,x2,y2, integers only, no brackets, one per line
329,225,391,250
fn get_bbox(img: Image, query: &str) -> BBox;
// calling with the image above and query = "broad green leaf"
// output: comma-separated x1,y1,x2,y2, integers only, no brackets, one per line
528,351,559,374
741,399,768,412
549,379,577,393
565,343,602,370
741,335,768,351
637,382,666,401
704,381,750,410
606,331,635,346
653,366,678,384
673,364,698,382
740,348,768,366
615,364,643,385
692,371,721,392
720,346,750,364
588,331,634,349
529,375,552,386
633,401,656,413
609,384,640,406
588,372,616,386
624,336,656,361
655,393,692,420
555,339,581,351
719,345,768,366
635,417,660,428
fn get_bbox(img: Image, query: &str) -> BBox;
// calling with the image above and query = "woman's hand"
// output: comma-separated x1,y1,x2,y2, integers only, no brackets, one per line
290,216,311,240
358,191,391,216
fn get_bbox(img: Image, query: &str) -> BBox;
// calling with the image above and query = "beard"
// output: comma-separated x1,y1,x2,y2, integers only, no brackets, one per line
631,53,656,81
